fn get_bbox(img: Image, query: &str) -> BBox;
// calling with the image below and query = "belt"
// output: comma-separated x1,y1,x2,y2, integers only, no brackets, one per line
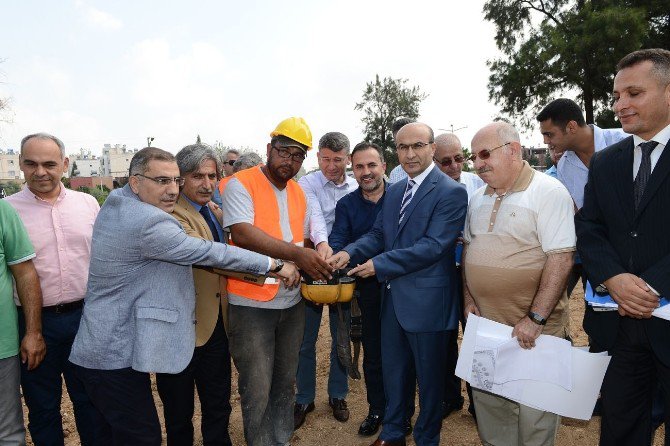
18,300,85,314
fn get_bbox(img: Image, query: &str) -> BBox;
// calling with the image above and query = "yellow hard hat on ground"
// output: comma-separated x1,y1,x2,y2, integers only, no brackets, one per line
270,117,313,149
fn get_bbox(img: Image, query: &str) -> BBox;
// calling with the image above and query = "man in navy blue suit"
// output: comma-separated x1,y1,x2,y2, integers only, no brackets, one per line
329,122,468,446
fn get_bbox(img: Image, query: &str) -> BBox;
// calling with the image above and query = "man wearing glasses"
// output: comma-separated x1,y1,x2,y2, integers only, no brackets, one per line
433,132,484,199
462,122,575,446
221,117,333,446
329,122,467,446
69,147,294,445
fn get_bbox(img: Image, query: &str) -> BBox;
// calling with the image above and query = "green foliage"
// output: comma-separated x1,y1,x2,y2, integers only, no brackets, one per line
462,147,473,172
484,0,664,128
0,181,22,196
545,153,553,168
355,75,427,174
78,185,109,206
71,161,79,177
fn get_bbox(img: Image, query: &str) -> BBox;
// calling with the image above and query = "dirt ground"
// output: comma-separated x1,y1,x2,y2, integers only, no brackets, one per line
24,286,666,445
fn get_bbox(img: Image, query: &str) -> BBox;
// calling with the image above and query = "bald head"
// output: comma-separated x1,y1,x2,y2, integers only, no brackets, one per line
395,122,434,143
433,133,465,181
395,122,436,178
471,122,522,160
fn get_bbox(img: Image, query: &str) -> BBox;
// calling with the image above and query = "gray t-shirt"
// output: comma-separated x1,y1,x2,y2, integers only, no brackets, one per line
222,176,309,309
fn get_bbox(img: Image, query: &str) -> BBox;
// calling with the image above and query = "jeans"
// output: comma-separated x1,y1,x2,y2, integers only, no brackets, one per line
357,281,385,415
296,301,350,404
0,355,25,446
156,310,232,445
18,307,100,446
228,301,305,446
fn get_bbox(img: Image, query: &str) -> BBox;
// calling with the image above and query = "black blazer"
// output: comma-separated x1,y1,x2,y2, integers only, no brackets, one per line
576,135,670,361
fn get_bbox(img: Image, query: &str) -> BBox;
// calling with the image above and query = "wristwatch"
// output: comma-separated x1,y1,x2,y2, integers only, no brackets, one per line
528,311,547,326
271,259,285,273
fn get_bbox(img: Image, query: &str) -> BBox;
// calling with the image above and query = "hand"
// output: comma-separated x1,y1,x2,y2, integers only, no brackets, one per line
348,260,376,279
316,242,333,260
273,261,301,289
207,201,223,224
328,251,350,269
463,300,480,321
20,331,46,370
294,248,333,281
604,273,659,318
512,316,543,349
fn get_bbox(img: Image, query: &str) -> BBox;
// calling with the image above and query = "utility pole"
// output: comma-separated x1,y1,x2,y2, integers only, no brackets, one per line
438,124,468,134
147,137,154,147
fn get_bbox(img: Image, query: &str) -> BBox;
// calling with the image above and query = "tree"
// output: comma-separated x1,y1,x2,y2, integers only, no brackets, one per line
70,161,79,177
196,134,202,144
484,0,667,128
355,75,427,173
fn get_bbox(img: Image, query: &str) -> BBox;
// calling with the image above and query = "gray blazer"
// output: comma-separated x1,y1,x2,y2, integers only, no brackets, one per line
69,185,269,373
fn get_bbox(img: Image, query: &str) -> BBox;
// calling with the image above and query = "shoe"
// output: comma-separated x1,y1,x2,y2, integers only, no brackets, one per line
442,396,464,418
403,418,412,436
358,413,383,436
369,438,406,446
329,397,350,422
293,402,315,430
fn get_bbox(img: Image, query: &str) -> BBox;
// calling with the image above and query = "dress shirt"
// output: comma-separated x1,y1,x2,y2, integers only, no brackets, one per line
459,170,485,199
407,162,435,189
632,123,670,178
182,194,225,242
298,170,358,246
545,165,557,178
6,184,99,306
557,124,628,209
389,165,407,183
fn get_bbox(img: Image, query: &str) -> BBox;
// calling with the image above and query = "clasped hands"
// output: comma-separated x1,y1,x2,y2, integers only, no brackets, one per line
327,251,376,279
604,273,660,319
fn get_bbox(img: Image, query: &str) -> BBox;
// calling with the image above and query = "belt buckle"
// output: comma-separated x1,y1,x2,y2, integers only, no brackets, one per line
54,304,65,314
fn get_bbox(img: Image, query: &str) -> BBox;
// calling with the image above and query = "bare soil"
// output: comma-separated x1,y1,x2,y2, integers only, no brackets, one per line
24,285,666,445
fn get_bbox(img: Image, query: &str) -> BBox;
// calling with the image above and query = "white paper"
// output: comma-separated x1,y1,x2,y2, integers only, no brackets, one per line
456,314,611,420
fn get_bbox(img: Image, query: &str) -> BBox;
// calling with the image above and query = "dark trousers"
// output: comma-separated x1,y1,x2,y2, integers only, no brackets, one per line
228,301,305,446
72,364,161,446
18,307,100,446
358,281,386,416
600,318,670,446
156,311,232,445
379,293,450,446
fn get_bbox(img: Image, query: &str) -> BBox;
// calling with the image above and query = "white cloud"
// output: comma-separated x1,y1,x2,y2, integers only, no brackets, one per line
76,1,123,30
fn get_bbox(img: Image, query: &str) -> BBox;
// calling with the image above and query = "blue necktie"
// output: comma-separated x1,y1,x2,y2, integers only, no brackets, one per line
633,140,659,208
199,206,221,242
399,179,416,224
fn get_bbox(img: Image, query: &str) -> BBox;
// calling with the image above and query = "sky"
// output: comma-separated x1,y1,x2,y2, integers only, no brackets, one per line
0,0,548,170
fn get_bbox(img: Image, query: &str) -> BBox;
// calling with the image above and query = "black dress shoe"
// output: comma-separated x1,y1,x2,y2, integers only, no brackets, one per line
403,418,412,436
359,414,383,436
294,402,315,430
370,438,406,446
442,396,464,419
329,397,350,422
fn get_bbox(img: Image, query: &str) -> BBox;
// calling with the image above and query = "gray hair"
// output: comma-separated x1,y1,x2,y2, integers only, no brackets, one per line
495,122,521,145
129,147,176,176
224,148,240,158
176,144,221,178
233,152,263,173
20,133,66,158
434,133,462,150
318,132,350,154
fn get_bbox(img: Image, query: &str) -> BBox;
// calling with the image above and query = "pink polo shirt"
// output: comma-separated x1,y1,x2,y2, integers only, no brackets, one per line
6,184,99,306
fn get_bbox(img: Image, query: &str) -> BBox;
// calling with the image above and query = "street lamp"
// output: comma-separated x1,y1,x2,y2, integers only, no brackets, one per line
147,137,154,147
438,124,468,133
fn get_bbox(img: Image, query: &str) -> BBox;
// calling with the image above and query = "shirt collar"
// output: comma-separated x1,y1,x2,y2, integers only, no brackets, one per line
407,163,435,188
317,170,355,188
632,122,670,148
484,161,534,196
182,193,204,212
23,181,67,203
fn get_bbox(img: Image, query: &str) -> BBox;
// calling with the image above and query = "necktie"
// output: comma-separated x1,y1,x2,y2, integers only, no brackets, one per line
199,205,221,242
399,179,416,224
633,140,659,208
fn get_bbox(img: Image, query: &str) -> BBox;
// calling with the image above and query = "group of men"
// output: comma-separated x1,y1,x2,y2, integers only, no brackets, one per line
0,47,668,446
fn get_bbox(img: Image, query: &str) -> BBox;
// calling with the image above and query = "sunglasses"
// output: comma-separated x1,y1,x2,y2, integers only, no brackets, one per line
468,143,510,162
434,155,465,167
224,160,236,166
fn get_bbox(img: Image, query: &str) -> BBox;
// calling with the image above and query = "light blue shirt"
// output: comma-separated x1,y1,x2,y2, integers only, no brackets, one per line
545,165,558,178
389,164,407,183
298,170,358,246
557,124,628,209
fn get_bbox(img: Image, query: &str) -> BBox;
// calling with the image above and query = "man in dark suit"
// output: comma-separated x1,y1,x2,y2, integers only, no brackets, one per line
329,123,468,446
575,48,670,446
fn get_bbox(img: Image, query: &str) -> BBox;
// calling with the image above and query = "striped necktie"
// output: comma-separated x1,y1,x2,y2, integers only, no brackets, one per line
633,140,659,208
399,179,416,224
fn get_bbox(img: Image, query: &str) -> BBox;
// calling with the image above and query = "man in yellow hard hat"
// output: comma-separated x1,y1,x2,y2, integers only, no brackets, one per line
221,117,333,446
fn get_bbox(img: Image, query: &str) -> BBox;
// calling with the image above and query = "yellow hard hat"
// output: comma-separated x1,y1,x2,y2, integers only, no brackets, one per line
270,117,313,150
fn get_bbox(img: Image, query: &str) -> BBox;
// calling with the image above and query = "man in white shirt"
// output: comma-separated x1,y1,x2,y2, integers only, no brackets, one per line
433,133,485,199
295,132,358,428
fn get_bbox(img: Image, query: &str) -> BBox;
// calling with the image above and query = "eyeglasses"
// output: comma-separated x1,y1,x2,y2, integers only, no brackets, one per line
273,145,306,162
224,160,236,166
468,143,509,162
134,174,185,186
396,141,433,152
434,155,465,167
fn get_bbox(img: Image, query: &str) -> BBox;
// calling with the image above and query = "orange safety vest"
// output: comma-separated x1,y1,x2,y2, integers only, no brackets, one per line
227,166,307,301
218,176,232,196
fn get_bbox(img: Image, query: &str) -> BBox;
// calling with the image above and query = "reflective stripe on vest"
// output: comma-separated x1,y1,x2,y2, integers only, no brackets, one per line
227,166,307,301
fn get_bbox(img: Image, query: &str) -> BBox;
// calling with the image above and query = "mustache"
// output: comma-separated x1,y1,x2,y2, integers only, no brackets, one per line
477,167,491,175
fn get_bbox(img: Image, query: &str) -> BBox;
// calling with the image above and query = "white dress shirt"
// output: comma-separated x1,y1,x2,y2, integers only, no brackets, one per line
632,123,670,178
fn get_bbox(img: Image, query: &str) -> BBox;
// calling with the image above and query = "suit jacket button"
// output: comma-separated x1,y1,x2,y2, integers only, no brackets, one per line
630,231,638,238
216,293,221,298
386,283,390,290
